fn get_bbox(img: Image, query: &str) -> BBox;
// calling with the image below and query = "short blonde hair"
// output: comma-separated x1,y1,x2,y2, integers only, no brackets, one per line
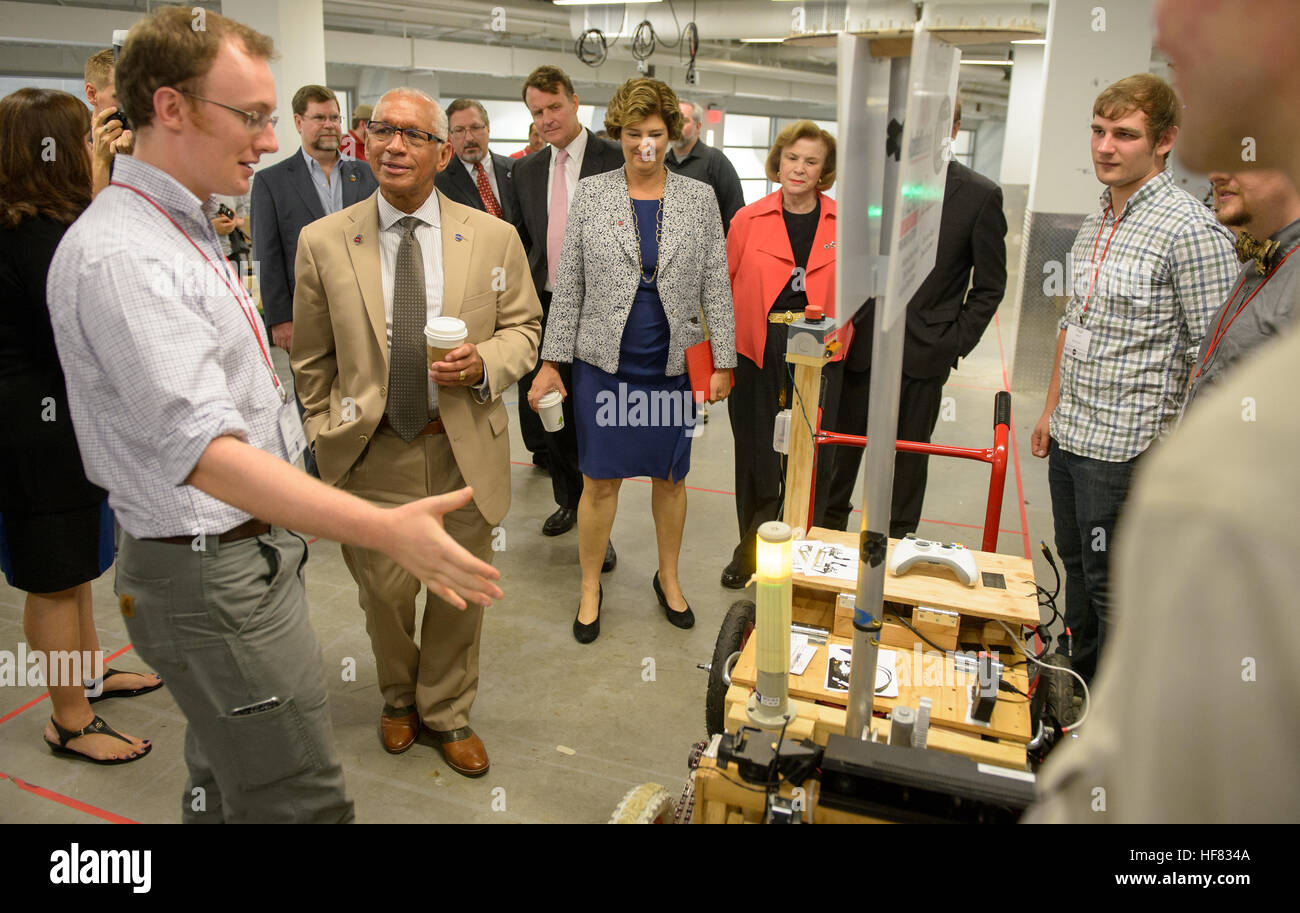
766,120,836,191
84,49,115,89
604,78,684,142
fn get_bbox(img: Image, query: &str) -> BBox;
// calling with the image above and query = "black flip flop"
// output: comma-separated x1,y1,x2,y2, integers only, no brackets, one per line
44,714,152,765
85,667,164,704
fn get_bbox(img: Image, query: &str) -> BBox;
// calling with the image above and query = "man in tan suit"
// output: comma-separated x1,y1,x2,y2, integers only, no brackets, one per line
292,88,541,776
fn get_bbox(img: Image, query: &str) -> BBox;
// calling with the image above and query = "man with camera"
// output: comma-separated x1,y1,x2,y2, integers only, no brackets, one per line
84,47,133,197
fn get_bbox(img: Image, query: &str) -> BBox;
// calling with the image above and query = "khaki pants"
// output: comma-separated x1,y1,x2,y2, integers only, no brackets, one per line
340,426,492,731
116,527,353,824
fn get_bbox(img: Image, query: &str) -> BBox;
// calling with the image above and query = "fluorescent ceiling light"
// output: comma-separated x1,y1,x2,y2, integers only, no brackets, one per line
1011,38,1046,45
554,1,661,5
740,37,786,43
961,59,1014,66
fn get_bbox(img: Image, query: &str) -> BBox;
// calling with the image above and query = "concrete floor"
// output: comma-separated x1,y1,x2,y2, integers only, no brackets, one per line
0,197,1063,823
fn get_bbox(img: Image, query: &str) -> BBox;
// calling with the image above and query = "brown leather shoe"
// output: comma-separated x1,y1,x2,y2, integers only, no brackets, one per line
429,726,490,777
380,705,419,754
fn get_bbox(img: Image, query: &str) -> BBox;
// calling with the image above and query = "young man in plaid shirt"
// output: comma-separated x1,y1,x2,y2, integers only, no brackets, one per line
1030,74,1237,684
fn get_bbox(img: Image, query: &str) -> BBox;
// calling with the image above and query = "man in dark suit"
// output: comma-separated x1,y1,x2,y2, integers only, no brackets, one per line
505,65,623,554
435,98,540,463
435,98,520,225
252,84,377,475
819,102,1007,536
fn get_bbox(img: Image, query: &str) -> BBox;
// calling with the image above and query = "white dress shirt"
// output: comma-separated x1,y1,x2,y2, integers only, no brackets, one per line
378,190,444,413
543,127,589,292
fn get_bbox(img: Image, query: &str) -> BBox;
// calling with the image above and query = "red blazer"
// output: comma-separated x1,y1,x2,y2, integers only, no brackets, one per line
727,189,842,369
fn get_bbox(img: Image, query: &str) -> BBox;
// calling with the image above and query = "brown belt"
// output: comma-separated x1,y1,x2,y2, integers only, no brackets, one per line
146,518,271,546
379,415,446,436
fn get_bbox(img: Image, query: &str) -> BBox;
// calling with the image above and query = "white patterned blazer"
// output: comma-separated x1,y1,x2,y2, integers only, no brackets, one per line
539,167,737,376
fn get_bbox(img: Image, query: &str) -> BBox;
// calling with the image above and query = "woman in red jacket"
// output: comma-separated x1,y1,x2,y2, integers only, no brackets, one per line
722,121,838,588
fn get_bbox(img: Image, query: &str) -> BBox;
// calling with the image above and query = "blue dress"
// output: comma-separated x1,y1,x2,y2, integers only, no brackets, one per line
572,197,696,482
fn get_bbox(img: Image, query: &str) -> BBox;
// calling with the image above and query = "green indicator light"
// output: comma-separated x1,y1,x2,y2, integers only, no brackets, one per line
868,205,883,218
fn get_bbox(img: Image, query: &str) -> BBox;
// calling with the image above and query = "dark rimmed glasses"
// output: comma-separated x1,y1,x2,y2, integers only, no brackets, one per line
367,120,444,147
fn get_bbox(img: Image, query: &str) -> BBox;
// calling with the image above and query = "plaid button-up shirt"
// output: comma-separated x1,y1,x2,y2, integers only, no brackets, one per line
1051,170,1237,462
47,156,291,538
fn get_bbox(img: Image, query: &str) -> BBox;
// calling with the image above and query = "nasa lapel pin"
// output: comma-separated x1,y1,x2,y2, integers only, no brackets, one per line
455,233,464,242
353,234,363,245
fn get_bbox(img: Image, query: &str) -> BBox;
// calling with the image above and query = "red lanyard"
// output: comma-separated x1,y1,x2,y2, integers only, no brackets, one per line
1081,204,1120,316
1196,243,1299,378
110,180,286,403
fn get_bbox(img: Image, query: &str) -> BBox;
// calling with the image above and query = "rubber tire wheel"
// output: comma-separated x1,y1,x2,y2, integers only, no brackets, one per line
705,600,757,736
609,782,676,824
1043,652,1079,730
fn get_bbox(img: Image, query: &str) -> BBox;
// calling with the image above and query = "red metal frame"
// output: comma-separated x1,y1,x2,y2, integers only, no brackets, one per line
807,392,1011,554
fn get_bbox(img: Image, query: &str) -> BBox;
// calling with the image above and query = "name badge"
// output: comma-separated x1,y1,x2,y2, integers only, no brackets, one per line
278,400,308,464
1063,323,1093,362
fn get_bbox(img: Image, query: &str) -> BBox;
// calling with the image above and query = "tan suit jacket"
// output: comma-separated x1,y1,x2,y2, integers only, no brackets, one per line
291,190,542,526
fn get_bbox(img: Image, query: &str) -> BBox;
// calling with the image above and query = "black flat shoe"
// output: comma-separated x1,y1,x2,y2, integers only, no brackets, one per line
720,557,753,590
653,572,695,629
573,584,602,644
602,540,617,573
543,507,577,536
85,667,165,704
44,714,152,765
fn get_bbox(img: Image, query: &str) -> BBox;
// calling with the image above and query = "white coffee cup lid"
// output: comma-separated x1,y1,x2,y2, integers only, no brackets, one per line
538,391,563,406
425,316,467,343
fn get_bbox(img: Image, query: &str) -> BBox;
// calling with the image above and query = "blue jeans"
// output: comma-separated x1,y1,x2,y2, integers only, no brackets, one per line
1047,441,1141,683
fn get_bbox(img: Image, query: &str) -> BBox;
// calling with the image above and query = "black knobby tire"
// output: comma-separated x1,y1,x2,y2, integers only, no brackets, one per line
1043,652,1079,730
705,600,757,736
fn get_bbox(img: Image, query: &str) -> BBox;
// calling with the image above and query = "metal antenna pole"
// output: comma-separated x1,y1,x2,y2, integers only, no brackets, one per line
844,53,910,740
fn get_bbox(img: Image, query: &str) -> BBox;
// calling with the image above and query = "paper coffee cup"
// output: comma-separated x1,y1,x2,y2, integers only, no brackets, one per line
425,316,468,367
538,390,564,432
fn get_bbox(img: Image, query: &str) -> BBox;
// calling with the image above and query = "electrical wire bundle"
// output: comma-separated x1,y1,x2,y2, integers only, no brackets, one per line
572,1,699,74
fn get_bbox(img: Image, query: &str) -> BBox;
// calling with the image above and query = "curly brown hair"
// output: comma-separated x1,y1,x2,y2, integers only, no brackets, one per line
0,88,92,228
766,120,837,191
604,78,683,142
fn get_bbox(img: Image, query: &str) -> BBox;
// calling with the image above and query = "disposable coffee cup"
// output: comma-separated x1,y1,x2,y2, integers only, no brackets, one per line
538,391,565,432
425,316,467,367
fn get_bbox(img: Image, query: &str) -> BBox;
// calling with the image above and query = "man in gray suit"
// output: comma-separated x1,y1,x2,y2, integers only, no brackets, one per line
505,66,623,555
252,84,377,475
435,98,519,226
252,84,377,352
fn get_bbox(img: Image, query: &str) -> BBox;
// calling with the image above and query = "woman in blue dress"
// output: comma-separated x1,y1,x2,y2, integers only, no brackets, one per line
529,78,735,644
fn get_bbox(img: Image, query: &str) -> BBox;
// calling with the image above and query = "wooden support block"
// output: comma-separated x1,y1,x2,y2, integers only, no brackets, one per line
782,357,825,533
913,606,960,651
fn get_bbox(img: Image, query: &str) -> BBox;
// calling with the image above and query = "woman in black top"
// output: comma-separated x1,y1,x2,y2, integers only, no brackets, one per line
722,121,840,587
0,88,159,764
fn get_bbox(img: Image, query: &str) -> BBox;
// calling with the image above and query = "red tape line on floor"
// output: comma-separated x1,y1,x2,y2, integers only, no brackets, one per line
0,643,136,727
0,771,138,824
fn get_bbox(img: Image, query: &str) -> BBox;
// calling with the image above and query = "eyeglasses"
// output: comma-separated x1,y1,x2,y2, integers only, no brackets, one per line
306,114,343,125
177,90,278,132
367,120,443,147
449,124,488,137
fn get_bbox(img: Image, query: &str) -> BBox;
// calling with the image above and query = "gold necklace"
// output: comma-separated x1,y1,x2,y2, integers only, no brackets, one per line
629,169,666,283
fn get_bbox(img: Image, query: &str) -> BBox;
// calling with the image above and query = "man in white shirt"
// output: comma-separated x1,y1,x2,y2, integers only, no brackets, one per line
292,88,541,776
505,66,622,550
